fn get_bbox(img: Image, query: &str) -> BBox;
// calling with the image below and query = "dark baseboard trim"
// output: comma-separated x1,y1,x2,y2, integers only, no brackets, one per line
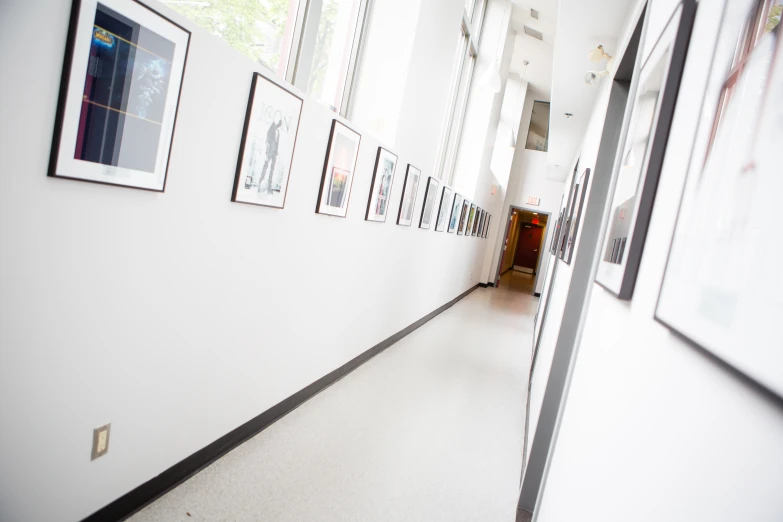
81,284,479,522
478,282,496,288
533,292,541,297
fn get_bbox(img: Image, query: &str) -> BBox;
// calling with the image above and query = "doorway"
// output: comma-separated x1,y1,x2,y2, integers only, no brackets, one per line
497,207,549,294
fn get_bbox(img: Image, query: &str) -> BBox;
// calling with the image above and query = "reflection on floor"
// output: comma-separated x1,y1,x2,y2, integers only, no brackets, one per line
499,270,536,294
128,287,536,522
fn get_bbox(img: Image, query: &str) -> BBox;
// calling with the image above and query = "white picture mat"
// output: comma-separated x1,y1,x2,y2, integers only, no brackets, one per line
419,177,439,229
317,120,361,217
596,8,680,289
397,165,421,226
448,194,463,233
56,0,188,190
235,74,303,208
366,148,398,222
657,28,783,397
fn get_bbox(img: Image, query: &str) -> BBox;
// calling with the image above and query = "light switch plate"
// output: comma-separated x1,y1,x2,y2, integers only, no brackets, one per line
91,423,111,460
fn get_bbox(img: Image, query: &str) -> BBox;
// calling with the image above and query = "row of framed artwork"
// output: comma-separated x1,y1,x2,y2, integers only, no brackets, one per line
538,0,783,400
47,0,493,238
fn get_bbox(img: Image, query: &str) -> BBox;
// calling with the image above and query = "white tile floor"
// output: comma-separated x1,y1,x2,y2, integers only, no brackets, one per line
129,287,536,522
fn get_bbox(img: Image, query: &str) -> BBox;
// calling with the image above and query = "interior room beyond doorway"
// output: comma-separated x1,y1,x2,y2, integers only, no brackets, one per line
498,208,548,294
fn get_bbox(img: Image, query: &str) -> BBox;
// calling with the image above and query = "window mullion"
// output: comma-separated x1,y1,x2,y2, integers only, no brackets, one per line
340,0,372,117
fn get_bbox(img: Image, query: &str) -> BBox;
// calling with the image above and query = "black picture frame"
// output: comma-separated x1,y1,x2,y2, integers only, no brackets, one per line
448,193,463,233
49,0,191,192
397,164,422,226
315,119,362,218
595,0,697,298
435,186,453,232
458,200,470,235
418,176,440,229
472,207,481,236
364,147,399,222
563,168,591,264
232,72,304,209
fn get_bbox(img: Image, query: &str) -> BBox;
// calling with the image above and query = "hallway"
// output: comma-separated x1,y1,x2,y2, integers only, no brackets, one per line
128,288,535,522
498,270,537,294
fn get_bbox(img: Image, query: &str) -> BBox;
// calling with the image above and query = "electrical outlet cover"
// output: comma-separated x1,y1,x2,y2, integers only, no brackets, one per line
91,424,110,460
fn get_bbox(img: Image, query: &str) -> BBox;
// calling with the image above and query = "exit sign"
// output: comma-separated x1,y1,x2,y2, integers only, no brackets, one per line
527,196,541,206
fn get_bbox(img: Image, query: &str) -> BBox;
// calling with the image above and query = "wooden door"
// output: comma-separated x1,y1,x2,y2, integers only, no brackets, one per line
514,225,543,271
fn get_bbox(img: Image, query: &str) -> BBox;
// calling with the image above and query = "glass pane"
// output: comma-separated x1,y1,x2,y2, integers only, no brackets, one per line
761,0,783,34
442,48,475,180
305,0,362,112
525,101,550,151
164,0,300,78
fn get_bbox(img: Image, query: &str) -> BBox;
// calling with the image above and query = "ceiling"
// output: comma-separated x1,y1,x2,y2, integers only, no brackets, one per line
546,0,636,181
507,0,557,97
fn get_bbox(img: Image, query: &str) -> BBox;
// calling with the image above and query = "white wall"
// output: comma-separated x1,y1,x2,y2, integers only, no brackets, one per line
488,91,565,291
534,0,783,520
0,1,499,521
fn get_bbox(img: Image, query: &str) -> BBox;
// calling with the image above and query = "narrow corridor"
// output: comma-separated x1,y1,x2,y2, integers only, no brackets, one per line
128,288,536,522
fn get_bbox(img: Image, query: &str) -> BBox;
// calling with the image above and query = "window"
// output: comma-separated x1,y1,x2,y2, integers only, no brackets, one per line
435,0,486,182
525,101,550,151
163,0,301,78
165,0,369,116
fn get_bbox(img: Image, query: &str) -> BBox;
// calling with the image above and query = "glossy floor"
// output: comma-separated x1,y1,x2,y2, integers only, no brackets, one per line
129,287,536,522
498,270,537,294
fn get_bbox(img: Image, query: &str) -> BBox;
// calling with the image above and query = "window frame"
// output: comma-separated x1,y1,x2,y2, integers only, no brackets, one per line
434,0,488,183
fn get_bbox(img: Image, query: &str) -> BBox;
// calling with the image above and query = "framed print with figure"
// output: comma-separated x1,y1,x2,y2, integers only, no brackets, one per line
365,147,398,222
397,164,421,226
233,72,303,208
316,120,361,217
49,0,190,191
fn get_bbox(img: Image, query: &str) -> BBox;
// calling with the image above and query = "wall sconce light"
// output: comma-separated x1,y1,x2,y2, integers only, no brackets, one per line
585,44,614,85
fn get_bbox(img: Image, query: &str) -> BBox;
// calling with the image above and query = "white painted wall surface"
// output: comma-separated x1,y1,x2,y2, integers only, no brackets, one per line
535,0,783,520
0,1,499,520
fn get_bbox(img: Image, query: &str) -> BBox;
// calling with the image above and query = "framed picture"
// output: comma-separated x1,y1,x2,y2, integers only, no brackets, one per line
559,180,579,259
233,73,303,208
419,177,440,229
448,193,463,233
562,168,591,264
596,0,697,298
435,186,453,232
365,147,398,222
466,204,476,236
473,208,482,236
476,210,484,237
316,120,361,217
657,0,783,398
484,215,491,238
397,164,421,226
458,200,470,235
49,0,190,191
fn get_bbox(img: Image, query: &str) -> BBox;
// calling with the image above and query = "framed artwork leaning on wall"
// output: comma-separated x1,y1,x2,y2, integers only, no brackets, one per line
233,72,303,208
365,147,398,222
448,193,464,233
595,0,697,298
397,164,421,226
657,0,783,399
49,0,190,191
316,120,361,217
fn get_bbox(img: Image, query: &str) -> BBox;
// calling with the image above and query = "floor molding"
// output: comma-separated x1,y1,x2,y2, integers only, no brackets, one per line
81,284,479,522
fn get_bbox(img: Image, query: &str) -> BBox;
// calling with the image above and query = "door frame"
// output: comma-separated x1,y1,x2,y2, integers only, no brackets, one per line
494,205,552,290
